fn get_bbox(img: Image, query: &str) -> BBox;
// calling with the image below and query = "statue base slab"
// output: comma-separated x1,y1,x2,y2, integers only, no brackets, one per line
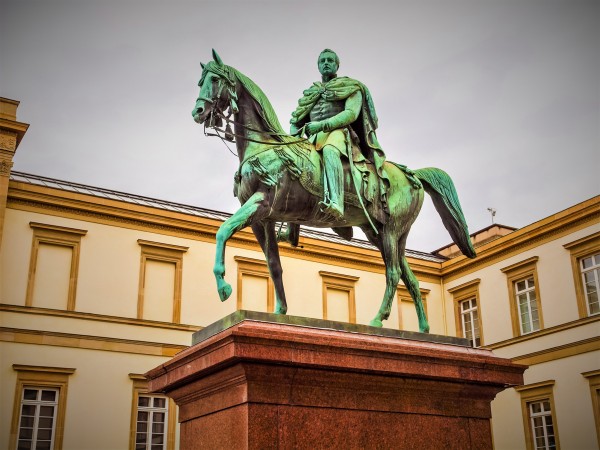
146,311,526,450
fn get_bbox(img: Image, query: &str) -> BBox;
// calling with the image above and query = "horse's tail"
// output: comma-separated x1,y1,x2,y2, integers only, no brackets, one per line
413,167,476,258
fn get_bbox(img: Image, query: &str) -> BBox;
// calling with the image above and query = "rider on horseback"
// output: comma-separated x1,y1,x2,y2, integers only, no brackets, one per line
290,49,389,221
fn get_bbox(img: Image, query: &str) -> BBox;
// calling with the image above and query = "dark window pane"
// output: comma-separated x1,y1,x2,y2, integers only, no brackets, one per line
153,412,165,423
153,398,166,408
41,390,56,402
38,417,53,429
17,440,32,450
39,406,54,417
21,405,36,416
136,432,147,443
37,428,52,440
19,428,33,439
35,441,51,450
137,421,148,433
138,411,148,422
23,389,38,400
138,396,150,407
152,434,164,444
153,422,165,433
20,416,34,428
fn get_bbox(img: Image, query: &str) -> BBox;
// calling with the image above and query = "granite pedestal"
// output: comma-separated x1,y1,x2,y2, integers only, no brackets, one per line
146,311,526,450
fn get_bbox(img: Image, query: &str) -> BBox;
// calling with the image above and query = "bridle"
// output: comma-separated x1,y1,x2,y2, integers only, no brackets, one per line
199,67,309,147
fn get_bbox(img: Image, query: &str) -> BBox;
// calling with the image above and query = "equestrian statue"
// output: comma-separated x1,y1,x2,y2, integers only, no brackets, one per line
192,49,476,332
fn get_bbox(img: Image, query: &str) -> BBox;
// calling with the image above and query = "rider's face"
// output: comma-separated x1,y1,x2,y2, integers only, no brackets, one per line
318,52,338,77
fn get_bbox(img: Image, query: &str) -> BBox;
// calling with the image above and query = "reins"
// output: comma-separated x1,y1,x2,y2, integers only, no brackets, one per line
205,108,308,146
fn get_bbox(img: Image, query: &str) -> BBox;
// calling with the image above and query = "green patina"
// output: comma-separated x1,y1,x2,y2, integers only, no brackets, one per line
192,49,476,332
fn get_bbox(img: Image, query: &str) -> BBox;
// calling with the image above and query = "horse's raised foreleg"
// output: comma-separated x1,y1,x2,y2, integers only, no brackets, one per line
251,221,287,315
214,191,267,302
399,246,430,333
370,230,401,328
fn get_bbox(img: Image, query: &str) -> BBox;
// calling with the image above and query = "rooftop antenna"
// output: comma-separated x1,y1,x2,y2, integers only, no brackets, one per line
487,207,497,224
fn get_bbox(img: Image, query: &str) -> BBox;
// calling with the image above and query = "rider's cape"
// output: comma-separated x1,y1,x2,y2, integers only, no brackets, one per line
290,76,389,209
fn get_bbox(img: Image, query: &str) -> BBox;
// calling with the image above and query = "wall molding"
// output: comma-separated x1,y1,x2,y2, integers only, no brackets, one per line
0,303,201,331
0,327,188,357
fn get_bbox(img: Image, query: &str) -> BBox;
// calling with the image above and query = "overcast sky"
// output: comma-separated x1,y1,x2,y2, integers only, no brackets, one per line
1,0,598,252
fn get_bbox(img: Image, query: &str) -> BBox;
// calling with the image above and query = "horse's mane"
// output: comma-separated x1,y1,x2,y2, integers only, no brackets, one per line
228,66,311,152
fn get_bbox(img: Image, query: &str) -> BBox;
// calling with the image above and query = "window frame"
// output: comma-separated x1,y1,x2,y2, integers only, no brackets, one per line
501,257,544,337
515,380,560,450
448,279,483,346
564,232,600,318
582,369,600,447
9,365,76,450
234,256,274,313
26,222,87,311
137,240,188,323
128,374,176,450
319,271,359,324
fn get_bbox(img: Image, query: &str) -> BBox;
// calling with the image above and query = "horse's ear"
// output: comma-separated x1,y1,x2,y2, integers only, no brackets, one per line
212,49,224,67
200,61,205,69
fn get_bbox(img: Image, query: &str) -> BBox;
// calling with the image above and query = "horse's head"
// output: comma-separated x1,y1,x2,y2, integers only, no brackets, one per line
192,49,238,126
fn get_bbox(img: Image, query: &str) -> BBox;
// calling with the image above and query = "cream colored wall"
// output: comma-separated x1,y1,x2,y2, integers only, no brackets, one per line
444,224,600,344
492,351,599,450
2,207,443,332
0,341,175,450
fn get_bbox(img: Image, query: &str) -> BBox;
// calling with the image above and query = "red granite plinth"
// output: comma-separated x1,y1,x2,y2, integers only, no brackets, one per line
146,316,525,450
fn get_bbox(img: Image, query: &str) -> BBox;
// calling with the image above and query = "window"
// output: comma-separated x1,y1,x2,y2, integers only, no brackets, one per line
16,388,59,450
582,370,600,446
516,277,540,334
516,380,560,450
319,271,359,323
26,223,87,311
234,256,274,313
528,400,557,450
129,374,176,450
460,298,480,347
395,285,429,332
564,233,600,318
135,395,168,450
501,257,544,336
448,279,483,347
10,365,76,450
579,253,600,315
137,240,188,323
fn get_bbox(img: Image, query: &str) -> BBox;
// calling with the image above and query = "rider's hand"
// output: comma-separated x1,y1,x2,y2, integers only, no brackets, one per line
306,121,322,136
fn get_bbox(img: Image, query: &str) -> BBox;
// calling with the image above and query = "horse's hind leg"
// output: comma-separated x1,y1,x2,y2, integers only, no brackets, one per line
398,237,430,333
214,191,267,302
370,229,401,328
251,221,288,315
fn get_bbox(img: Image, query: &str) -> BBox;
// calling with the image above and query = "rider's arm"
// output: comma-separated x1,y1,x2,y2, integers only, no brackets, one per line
319,90,362,133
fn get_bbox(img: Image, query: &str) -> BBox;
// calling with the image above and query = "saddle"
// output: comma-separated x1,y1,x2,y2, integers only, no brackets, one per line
274,129,388,229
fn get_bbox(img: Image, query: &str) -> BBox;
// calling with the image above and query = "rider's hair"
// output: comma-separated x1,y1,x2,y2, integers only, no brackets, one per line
319,49,340,66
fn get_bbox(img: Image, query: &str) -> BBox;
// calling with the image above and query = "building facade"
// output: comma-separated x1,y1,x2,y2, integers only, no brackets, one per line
1,99,598,449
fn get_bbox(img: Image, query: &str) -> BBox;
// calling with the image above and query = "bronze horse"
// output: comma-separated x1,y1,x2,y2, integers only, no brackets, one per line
192,50,475,332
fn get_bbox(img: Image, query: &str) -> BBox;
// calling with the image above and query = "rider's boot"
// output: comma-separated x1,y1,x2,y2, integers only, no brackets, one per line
320,145,344,220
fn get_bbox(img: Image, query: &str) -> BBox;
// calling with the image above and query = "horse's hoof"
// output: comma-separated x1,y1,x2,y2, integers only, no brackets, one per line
369,319,383,328
218,283,232,302
274,305,287,315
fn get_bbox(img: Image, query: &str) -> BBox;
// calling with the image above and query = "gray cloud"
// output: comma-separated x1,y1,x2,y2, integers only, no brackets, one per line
1,0,598,252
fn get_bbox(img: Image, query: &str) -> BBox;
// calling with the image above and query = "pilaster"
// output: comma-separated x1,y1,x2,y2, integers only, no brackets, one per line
0,98,29,251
